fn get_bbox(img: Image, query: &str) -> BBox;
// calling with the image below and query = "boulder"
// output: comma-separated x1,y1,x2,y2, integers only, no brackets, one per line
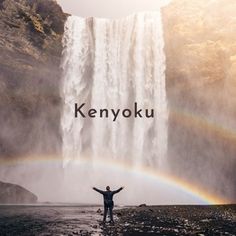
138,204,147,207
0,181,37,204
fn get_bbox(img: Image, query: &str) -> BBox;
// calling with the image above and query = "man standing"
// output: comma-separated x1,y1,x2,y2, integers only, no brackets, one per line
93,186,124,223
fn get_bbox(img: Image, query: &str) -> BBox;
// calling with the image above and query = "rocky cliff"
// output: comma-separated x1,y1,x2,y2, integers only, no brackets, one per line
0,0,66,158
0,181,37,203
163,0,236,201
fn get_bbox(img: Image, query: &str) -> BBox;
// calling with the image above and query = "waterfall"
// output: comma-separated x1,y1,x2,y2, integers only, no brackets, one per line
61,11,168,170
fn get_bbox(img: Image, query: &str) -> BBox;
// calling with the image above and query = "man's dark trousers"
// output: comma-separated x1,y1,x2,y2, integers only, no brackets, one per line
103,202,114,222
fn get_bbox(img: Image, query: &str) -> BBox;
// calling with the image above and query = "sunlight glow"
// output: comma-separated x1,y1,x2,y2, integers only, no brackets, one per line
56,0,172,18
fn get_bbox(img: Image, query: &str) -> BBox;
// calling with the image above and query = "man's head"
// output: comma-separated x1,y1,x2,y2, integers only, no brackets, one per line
106,186,110,191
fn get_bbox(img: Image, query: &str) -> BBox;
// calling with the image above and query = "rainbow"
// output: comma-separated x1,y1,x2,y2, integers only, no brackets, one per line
0,155,228,205
170,107,236,143
76,157,228,205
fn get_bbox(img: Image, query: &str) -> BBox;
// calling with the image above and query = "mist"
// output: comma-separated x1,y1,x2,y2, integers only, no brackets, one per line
0,159,209,205
0,0,235,205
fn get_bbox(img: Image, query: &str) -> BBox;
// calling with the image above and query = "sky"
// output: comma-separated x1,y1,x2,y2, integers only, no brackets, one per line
56,0,172,18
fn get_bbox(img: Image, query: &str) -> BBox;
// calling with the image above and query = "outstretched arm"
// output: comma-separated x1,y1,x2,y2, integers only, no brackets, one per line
92,187,104,194
112,186,124,194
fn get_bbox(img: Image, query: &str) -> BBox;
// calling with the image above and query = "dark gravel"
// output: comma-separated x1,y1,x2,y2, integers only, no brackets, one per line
0,205,235,236
110,205,236,236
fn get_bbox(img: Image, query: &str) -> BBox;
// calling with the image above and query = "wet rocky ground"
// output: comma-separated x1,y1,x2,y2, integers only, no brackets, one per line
0,205,235,236
112,205,236,236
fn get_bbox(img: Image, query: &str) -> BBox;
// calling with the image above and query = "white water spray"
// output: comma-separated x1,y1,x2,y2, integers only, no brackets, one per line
32,10,209,205
61,11,168,171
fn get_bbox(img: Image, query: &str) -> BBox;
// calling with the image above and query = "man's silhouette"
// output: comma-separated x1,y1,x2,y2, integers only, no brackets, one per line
93,186,124,223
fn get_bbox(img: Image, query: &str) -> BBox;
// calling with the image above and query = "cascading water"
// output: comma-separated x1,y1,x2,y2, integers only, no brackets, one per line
58,11,214,205
61,11,168,169
60,11,173,204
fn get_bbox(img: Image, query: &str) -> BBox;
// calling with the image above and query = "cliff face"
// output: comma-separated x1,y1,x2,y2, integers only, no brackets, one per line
0,0,66,158
163,0,236,201
163,0,236,89
0,181,37,203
